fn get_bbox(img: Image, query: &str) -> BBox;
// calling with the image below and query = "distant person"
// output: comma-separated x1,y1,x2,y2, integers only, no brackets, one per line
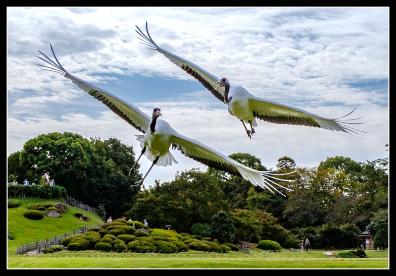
300,239,304,251
164,224,172,230
23,178,29,186
107,216,113,223
304,238,311,251
144,219,148,228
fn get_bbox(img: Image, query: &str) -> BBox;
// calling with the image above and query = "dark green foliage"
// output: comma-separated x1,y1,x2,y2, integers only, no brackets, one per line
172,240,188,252
99,238,114,244
209,211,236,243
191,223,211,237
368,209,388,249
116,234,136,243
188,241,211,251
61,237,72,247
8,232,15,240
47,207,57,212
127,240,156,253
224,243,239,251
8,199,21,208
95,242,113,252
43,245,64,254
23,210,44,220
257,240,282,251
8,185,67,199
336,249,367,258
8,133,141,217
320,224,360,249
113,239,127,252
135,229,149,237
74,213,83,218
154,240,179,253
127,169,228,233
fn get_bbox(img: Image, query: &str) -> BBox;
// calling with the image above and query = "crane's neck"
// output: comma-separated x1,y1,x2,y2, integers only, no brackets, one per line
150,116,158,134
224,84,231,103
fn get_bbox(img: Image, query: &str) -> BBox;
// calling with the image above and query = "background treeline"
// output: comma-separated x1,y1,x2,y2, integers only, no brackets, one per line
8,132,388,249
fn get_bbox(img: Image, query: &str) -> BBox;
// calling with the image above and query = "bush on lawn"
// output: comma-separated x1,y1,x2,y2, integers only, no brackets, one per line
114,239,127,252
23,210,44,220
103,234,116,240
127,240,156,253
336,249,367,258
8,199,21,208
188,241,211,251
116,234,136,243
99,238,114,244
135,229,149,237
154,240,179,253
257,240,282,251
74,213,83,218
224,243,239,251
95,242,113,252
43,245,64,254
172,240,189,252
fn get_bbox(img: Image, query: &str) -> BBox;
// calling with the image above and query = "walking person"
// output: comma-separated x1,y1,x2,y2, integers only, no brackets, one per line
304,237,311,251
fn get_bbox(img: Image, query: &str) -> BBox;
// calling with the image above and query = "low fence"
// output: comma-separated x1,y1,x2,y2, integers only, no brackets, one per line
64,196,98,215
16,224,101,255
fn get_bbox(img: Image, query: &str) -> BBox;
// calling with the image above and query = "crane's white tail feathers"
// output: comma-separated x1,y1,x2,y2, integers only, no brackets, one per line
236,166,295,197
325,106,366,136
135,135,177,167
135,22,160,51
36,44,68,75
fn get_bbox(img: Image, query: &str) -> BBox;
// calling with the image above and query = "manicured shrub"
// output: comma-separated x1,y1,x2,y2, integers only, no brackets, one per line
150,228,181,238
38,206,47,211
224,243,239,251
258,240,282,251
74,213,83,218
336,250,367,258
203,241,229,253
47,207,57,212
84,232,101,247
67,242,86,251
8,232,15,240
172,240,188,252
27,204,41,210
135,229,150,237
112,218,128,224
127,220,144,229
95,242,112,252
87,227,100,232
43,203,54,208
188,241,211,251
23,210,44,220
61,237,72,247
218,244,232,253
103,234,116,240
108,229,126,236
117,234,136,243
154,240,179,253
43,245,64,254
152,236,178,242
99,238,114,244
66,235,90,250
127,240,156,253
8,199,21,208
98,229,108,236
114,239,127,252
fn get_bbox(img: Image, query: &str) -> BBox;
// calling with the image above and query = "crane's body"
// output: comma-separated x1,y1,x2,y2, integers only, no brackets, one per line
135,22,364,139
37,44,294,196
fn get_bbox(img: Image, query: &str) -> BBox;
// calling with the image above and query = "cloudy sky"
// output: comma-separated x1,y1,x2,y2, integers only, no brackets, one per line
7,7,389,187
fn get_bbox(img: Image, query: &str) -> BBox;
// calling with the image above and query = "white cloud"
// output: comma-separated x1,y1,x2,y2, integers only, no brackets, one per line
7,7,389,187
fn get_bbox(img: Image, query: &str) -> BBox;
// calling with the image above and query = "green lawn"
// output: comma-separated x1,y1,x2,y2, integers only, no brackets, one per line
8,197,104,256
8,250,388,269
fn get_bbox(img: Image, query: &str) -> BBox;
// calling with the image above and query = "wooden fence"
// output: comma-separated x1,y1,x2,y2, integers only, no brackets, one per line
15,224,101,255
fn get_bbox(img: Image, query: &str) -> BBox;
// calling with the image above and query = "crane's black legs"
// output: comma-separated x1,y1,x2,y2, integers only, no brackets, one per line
241,120,252,139
128,147,146,176
138,156,160,185
249,120,255,134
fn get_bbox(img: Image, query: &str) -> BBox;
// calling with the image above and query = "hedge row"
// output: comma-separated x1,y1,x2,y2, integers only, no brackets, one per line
8,185,67,199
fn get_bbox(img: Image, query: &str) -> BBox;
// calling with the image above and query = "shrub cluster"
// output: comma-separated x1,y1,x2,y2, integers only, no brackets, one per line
257,240,282,251
60,219,240,254
23,210,44,220
8,185,67,199
336,249,367,258
43,245,64,254
8,199,21,208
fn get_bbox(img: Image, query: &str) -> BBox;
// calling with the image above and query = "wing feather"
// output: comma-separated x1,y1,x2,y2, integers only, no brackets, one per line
135,22,225,102
170,133,293,196
249,97,364,134
37,44,150,133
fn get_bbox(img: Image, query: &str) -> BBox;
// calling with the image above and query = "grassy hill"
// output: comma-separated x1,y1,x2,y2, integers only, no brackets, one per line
8,197,104,256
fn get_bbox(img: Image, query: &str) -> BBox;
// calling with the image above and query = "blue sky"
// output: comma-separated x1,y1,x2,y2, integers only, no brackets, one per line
7,7,389,187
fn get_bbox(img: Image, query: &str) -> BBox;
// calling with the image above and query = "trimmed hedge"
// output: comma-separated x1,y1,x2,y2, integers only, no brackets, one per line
257,240,282,252
135,229,150,237
224,243,239,251
114,239,127,252
95,242,113,251
154,240,179,253
8,185,67,199
117,234,136,243
23,210,44,220
172,240,189,252
8,199,21,208
188,241,211,251
43,245,64,254
127,240,156,253
336,249,367,258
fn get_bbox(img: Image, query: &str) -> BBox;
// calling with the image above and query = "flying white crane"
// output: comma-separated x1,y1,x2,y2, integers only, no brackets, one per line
37,44,294,196
135,22,364,139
